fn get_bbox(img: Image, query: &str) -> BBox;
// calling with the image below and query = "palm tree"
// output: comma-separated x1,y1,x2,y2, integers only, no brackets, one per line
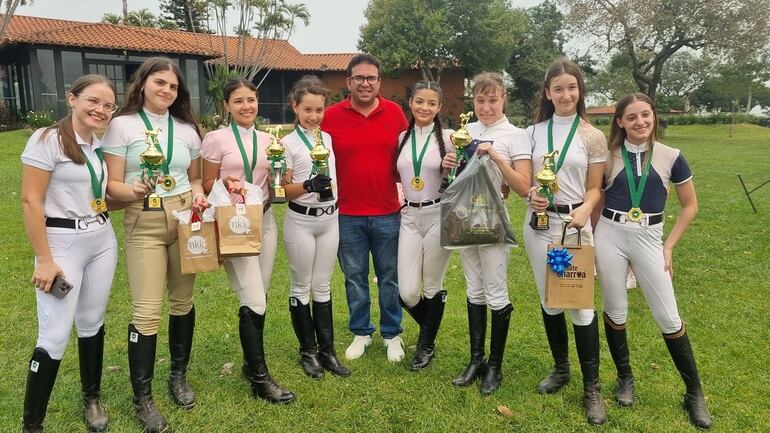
124,8,158,28
101,13,123,25
122,0,128,22
1,0,32,40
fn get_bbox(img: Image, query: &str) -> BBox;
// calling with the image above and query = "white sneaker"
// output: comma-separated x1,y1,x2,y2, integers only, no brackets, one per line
345,335,372,360
383,336,405,362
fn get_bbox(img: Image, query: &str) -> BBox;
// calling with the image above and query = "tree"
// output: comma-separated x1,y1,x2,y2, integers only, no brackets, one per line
359,0,526,82
161,0,210,33
559,0,770,101
101,13,123,24
587,52,641,104
0,0,32,41
122,0,128,21
658,51,712,112
506,0,565,116
124,8,159,27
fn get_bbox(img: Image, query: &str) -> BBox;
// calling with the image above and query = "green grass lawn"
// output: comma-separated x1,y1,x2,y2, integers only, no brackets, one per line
1,124,768,432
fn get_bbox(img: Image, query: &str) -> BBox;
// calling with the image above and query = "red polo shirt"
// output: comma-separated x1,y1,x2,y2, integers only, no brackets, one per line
321,95,408,216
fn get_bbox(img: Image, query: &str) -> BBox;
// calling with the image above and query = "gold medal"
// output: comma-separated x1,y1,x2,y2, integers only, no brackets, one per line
92,198,107,213
627,207,644,222
411,176,424,191
161,175,176,191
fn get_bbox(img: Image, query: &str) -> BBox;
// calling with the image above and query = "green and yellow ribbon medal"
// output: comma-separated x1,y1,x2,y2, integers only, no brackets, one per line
231,122,258,183
82,148,107,213
620,144,653,222
410,129,433,191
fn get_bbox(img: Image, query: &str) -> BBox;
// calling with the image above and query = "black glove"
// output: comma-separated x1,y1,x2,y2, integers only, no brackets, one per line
303,174,332,193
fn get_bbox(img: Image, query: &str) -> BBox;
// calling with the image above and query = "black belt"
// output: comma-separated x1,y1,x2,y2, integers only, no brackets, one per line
404,198,441,208
547,202,582,214
288,201,338,216
46,212,109,229
602,208,663,225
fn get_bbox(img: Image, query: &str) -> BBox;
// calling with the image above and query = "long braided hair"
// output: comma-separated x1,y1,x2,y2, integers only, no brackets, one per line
395,81,447,174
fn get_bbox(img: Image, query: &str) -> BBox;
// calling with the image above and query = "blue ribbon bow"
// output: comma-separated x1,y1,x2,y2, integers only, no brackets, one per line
546,247,573,276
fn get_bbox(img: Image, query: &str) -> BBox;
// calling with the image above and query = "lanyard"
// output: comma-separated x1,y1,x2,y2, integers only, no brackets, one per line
547,115,581,173
411,128,433,178
231,122,258,183
138,110,173,175
620,145,653,210
295,126,314,151
80,147,105,201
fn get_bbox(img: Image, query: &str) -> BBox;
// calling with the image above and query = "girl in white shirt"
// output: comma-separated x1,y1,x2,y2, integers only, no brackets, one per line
281,76,350,380
442,73,530,395
396,81,454,371
102,57,207,433
201,78,295,403
20,74,118,433
516,58,608,425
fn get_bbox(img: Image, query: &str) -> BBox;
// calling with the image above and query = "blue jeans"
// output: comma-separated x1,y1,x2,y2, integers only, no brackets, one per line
338,213,403,339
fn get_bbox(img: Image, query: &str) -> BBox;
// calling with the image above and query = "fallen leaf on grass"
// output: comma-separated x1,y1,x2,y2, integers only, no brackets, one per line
650,362,660,369
220,362,234,377
496,405,513,417
106,366,121,373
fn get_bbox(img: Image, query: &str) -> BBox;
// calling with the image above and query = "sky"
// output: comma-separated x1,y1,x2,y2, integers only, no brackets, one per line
15,0,544,54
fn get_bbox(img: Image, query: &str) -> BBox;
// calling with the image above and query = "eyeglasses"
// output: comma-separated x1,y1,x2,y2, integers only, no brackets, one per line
349,75,381,85
78,94,119,113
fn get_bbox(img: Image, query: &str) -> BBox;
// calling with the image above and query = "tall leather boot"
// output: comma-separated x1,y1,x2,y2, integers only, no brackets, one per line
410,290,447,370
400,296,427,327
22,348,61,433
604,313,634,407
313,299,351,377
239,306,296,404
78,326,108,432
128,324,169,433
574,313,607,425
537,309,571,394
168,306,196,409
479,303,512,395
664,328,712,429
289,297,324,379
452,300,487,387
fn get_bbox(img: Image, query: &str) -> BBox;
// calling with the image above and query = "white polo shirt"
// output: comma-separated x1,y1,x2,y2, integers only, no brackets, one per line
21,128,107,219
465,117,526,188
282,126,338,207
396,125,454,203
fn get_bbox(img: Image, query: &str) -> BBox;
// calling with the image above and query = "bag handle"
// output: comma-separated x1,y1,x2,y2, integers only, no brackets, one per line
560,219,582,246
190,209,202,224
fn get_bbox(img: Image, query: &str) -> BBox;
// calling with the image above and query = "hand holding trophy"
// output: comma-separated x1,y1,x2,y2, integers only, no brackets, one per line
529,150,560,230
309,127,334,202
140,127,165,211
265,126,288,204
442,111,474,191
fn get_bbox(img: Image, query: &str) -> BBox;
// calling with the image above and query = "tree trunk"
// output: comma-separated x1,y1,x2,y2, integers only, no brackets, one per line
122,0,128,21
0,0,23,41
730,100,737,138
684,96,691,113
746,85,753,114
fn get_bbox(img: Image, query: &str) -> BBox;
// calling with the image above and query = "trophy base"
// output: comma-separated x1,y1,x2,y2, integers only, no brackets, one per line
270,186,288,204
529,212,549,231
143,194,164,212
318,189,335,202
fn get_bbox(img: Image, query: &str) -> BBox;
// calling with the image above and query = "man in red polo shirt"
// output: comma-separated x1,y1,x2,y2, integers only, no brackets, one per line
321,54,408,362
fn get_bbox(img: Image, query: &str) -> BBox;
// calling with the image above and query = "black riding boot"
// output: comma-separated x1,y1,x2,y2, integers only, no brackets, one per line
313,299,351,377
168,306,196,408
664,328,712,430
452,300,487,387
239,306,296,404
410,290,447,370
78,326,108,432
479,303,512,395
289,297,324,379
400,296,427,327
537,309,571,394
574,313,607,426
22,348,61,433
128,324,169,433
604,313,634,407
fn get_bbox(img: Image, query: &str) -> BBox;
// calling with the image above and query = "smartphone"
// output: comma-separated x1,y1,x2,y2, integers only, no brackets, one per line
50,275,73,299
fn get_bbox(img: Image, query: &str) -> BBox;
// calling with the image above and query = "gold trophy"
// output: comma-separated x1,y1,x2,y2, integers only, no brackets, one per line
443,111,474,188
309,127,334,202
529,150,560,230
140,127,165,211
265,126,287,204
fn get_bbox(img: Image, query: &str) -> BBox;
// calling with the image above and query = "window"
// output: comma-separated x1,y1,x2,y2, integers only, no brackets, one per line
61,51,83,94
36,49,57,110
185,59,200,113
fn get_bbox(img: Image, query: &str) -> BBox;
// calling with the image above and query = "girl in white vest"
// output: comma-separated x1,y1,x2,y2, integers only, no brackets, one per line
515,58,608,425
596,93,711,429
20,74,118,433
201,78,295,403
396,81,454,370
442,72,530,395
280,76,350,379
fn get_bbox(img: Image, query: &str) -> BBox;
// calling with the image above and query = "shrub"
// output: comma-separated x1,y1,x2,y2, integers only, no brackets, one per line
26,110,55,129
0,102,24,132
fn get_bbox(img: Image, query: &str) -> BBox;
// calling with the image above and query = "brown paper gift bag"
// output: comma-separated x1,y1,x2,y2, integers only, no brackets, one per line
545,226,595,310
215,203,263,257
178,212,220,274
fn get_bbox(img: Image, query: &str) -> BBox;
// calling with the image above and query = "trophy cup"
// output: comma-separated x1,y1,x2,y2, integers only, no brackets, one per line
265,126,287,204
529,150,560,230
140,127,165,211
442,111,474,190
309,127,334,202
